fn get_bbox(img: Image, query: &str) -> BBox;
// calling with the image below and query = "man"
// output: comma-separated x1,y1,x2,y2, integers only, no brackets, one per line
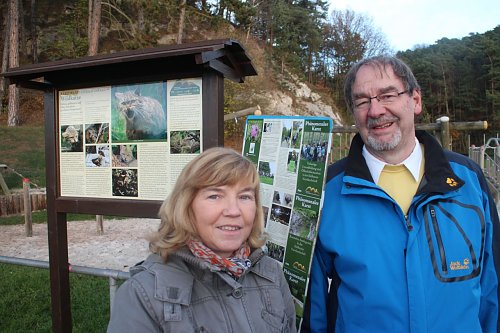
301,56,500,332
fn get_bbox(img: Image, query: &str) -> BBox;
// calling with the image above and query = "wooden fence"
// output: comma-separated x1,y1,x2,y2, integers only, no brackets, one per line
329,118,488,163
0,190,46,217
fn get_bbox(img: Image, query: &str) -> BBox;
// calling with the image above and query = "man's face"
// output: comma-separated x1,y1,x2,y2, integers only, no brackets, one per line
351,64,422,163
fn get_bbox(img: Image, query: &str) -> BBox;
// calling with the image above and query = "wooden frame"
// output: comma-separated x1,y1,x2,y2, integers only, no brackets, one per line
3,39,256,332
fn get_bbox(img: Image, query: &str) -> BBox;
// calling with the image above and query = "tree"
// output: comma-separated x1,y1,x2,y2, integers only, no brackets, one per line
317,9,391,113
398,25,500,145
7,0,19,126
30,0,38,63
178,0,187,44
1,4,10,112
325,9,390,76
88,0,102,56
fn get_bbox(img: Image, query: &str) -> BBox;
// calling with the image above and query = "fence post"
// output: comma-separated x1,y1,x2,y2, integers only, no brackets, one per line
438,116,451,149
0,164,10,195
109,276,118,312
96,215,104,235
480,145,486,170
23,178,33,237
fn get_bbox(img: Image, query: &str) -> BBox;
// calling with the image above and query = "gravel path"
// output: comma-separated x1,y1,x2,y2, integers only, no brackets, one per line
0,218,160,271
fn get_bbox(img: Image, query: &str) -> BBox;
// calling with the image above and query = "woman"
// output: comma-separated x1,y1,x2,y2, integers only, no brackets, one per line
108,147,296,333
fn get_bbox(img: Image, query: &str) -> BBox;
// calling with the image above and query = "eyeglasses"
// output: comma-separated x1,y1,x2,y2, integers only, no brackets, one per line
354,90,408,111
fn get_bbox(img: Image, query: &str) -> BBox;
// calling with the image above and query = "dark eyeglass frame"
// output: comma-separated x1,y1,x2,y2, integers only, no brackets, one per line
354,90,409,110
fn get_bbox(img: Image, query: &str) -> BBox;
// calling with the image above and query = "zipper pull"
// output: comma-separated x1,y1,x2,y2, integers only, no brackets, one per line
405,215,413,231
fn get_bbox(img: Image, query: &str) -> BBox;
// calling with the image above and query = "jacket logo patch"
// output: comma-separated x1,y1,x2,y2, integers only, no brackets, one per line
446,177,458,186
449,258,469,271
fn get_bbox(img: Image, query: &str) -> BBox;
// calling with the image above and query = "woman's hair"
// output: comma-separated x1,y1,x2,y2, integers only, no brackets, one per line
149,147,266,260
344,56,421,113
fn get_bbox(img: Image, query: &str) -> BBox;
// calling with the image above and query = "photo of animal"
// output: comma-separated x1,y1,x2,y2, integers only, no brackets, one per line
85,123,109,144
112,144,138,167
85,145,110,167
112,83,167,141
61,125,83,152
112,169,138,197
170,131,200,154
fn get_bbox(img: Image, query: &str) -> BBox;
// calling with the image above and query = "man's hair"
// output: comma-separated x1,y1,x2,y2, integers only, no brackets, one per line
344,56,421,112
149,147,266,260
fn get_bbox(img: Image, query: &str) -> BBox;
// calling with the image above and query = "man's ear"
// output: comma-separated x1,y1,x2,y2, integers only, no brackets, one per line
412,90,422,116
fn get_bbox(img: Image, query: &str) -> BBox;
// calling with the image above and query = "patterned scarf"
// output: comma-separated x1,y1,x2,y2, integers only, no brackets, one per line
187,239,252,278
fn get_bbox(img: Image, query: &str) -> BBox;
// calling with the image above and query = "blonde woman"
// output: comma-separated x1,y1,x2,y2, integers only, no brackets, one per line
108,147,296,333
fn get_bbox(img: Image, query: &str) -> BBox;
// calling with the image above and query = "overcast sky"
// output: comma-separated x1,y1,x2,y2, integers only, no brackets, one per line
328,0,500,52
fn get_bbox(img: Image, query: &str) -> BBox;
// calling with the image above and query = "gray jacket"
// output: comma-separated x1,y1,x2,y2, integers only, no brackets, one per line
107,247,297,333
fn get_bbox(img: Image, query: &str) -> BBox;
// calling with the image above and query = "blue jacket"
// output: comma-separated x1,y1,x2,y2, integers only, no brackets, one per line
301,131,500,333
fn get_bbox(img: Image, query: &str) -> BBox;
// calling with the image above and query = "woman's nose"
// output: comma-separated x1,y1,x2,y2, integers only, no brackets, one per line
223,197,241,216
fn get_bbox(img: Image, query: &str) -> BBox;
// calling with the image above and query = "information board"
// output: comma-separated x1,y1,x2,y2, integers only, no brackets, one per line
242,115,332,328
58,78,203,200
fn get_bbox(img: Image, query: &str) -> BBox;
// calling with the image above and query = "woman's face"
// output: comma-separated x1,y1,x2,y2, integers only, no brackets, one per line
191,181,257,257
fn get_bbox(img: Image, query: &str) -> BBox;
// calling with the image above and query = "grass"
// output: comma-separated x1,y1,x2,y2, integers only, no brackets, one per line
0,264,110,332
0,211,120,332
0,126,46,190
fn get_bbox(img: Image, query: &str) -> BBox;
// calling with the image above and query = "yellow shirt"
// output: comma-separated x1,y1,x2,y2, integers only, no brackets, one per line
377,162,423,215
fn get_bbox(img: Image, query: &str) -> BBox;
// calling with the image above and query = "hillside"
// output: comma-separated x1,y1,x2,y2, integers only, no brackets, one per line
0,1,344,132
0,8,345,187
0,45,342,129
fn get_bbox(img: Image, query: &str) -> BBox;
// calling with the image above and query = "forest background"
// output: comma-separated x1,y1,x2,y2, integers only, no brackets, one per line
0,0,499,154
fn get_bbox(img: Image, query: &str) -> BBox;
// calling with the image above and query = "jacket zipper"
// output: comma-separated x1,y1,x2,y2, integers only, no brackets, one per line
405,215,413,231
430,206,448,275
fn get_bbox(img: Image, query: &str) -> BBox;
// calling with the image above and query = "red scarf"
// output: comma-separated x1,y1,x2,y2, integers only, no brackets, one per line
187,239,251,278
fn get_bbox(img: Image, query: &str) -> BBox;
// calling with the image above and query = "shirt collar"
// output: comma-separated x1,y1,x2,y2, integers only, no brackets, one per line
362,138,422,184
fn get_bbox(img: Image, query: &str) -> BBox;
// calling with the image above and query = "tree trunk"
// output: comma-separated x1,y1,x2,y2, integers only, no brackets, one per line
200,0,207,11
308,48,313,84
440,62,450,116
30,0,38,63
88,0,101,56
0,7,10,109
88,0,93,41
18,0,25,60
177,0,187,44
7,0,19,127
137,4,144,33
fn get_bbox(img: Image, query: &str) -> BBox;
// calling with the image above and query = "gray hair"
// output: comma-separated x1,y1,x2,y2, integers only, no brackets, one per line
344,56,421,112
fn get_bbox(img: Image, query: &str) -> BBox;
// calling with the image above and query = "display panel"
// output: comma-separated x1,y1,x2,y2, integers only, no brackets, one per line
242,115,333,328
58,78,203,200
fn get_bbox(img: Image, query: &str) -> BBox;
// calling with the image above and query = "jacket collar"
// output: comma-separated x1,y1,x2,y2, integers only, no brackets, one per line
344,130,464,194
134,247,272,305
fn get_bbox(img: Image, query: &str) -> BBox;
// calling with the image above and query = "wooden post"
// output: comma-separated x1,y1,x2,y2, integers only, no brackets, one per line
223,105,261,121
435,116,451,149
96,214,104,235
0,164,10,195
23,178,33,237
0,196,7,216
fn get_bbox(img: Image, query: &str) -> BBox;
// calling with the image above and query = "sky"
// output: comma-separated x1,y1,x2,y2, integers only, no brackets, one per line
328,0,500,52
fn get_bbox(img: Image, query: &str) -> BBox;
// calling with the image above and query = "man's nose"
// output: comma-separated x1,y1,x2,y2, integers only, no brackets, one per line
367,98,386,118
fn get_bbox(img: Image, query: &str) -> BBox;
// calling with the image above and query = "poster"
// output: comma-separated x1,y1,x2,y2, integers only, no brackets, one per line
242,115,332,329
58,78,202,200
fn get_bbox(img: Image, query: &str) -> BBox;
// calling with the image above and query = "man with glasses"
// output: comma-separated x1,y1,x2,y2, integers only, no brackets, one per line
301,56,500,332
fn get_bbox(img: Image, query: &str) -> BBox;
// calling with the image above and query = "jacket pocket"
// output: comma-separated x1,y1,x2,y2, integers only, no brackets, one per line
424,199,485,282
261,309,292,333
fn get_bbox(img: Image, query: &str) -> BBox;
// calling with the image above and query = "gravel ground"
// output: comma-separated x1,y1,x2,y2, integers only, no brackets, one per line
0,218,160,271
